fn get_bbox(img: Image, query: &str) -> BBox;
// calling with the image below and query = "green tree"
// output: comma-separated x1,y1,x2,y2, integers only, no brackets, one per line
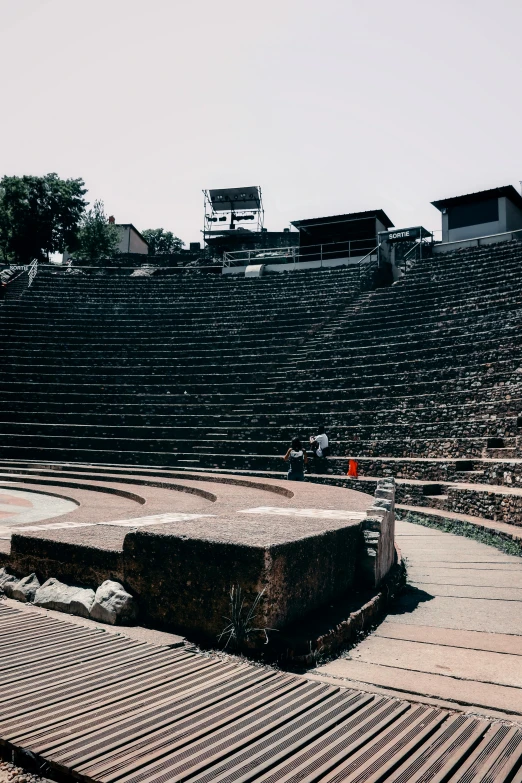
74,200,120,261
0,173,87,263
141,228,184,255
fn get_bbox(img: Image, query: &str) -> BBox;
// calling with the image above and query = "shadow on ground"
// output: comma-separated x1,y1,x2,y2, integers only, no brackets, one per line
388,585,435,615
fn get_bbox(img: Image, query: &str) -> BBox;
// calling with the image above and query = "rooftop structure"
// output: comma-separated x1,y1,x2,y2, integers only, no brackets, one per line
206,229,299,261
113,222,149,255
203,186,264,244
291,209,394,262
432,185,522,243
62,221,149,263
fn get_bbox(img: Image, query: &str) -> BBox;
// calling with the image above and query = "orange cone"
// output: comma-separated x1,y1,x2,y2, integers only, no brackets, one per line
347,459,358,478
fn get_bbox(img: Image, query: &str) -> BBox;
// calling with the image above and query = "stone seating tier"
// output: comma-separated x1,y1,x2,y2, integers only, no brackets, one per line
4,457,522,544
0,366,514,397
3,456,522,547
4,285,518,323
1,242,522,501
0,414,514,439
1,335,514,366
0,397,516,426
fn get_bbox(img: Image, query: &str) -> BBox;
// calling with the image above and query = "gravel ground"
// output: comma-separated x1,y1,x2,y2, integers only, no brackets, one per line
0,761,49,783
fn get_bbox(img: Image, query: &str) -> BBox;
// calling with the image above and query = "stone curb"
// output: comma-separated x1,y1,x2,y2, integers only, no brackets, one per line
397,508,522,555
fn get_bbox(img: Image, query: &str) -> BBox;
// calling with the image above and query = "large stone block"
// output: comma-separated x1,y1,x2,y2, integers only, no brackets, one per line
11,573,40,603
0,568,18,592
123,512,363,643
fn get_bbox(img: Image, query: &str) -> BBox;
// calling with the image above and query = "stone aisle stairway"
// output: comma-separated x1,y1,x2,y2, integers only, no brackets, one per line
310,519,522,723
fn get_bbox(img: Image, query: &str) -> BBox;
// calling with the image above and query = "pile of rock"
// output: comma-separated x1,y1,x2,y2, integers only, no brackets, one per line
0,760,48,783
0,569,136,625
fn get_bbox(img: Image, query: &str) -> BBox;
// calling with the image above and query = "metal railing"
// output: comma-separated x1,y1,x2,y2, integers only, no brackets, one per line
394,238,435,276
358,246,379,290
223,247,298,267
223,238,378,268
433,227,522,252
28,259,38,287
1,260,38,301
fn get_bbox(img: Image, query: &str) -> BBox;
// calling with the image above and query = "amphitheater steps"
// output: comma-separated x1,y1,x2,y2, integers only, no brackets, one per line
156,457,522,535
0,456,521,548
353,474,522,528
2,241,522,474
157,461,522,549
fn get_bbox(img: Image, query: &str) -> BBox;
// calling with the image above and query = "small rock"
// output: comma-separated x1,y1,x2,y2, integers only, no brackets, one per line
0,568,18,592
90,580,136,625
2,579,17,597
34,578,95,618
11,573,40,603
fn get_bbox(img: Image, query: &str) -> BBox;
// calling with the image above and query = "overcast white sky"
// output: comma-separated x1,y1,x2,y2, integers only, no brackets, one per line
1,0,521,244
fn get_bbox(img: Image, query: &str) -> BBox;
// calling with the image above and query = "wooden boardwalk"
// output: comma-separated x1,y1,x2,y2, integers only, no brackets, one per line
1,603,522,783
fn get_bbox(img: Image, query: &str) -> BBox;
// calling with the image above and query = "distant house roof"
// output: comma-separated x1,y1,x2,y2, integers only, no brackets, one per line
432,185,522,212
116,223,149,246
291,209,394,231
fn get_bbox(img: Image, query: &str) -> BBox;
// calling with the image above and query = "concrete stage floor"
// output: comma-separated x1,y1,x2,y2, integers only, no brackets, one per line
0,487,77,533
0,466,373,541
0,469,372,552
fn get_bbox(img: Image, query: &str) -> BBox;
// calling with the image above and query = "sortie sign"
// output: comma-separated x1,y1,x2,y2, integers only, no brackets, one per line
379,226,431,242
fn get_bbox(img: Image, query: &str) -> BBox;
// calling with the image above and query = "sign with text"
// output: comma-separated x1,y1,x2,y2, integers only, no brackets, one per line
379,226,432,243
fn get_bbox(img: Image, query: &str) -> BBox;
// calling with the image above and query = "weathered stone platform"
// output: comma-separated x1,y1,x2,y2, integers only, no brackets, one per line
0,466,391,642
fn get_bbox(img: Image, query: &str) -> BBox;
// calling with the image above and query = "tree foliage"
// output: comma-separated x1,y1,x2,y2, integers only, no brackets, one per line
141,228,184,255
74,200,120,261
0,173,87,262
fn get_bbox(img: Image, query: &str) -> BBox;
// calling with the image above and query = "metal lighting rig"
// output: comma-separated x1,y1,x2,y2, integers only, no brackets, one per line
203,186,264,244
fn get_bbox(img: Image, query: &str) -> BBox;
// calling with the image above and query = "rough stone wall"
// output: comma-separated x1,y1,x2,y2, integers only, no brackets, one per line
334,457,522,490
122,521,362,642
481,463,522,487
9,531,125,588
444,487,522,527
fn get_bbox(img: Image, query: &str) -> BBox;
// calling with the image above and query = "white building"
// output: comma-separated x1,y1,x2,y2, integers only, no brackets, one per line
113,222,149,255
63,220,149,262
432,186,522,244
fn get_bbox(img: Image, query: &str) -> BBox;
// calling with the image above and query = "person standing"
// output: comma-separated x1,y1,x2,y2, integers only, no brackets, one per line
283,438,308,481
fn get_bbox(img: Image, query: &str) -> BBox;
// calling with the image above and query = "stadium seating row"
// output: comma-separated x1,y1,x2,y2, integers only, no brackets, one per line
1,241,522,532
